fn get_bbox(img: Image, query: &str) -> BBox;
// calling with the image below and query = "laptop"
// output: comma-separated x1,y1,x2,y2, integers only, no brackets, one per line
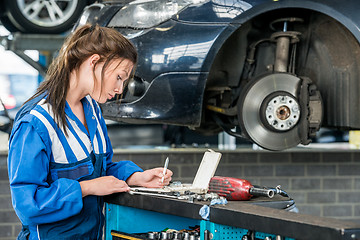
130,149,222,194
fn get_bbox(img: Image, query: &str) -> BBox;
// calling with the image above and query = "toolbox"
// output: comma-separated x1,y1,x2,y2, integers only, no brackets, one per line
104,192,360,240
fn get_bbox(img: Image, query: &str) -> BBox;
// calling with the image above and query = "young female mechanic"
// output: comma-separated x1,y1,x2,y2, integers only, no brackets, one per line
7,24,173,240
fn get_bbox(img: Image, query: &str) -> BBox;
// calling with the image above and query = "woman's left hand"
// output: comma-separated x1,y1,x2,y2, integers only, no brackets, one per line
127,168,173,188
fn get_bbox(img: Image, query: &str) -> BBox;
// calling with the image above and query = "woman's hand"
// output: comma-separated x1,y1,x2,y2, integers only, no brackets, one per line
127,168,173,188
79,176,130,197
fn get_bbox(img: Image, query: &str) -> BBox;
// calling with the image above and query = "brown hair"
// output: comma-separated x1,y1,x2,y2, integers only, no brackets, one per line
28,24,137,132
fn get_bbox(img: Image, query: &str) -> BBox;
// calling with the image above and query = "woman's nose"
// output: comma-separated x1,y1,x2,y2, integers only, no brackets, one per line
115,81,124,94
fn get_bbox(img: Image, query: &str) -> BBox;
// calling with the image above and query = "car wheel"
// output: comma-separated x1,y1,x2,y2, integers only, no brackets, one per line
4,0,87,34
238,73,310,151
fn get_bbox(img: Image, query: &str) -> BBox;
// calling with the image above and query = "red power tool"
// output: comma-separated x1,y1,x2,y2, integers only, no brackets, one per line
208,176,275,201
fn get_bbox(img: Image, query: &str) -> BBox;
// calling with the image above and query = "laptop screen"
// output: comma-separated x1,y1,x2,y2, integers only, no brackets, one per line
192,151,222,189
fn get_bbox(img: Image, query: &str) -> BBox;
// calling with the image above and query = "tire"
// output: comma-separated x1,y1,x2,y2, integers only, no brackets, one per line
0,0,19,32
4,0,87,34
0,15,19,32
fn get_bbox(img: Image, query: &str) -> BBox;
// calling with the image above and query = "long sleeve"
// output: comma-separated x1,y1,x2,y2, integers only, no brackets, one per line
105,152,143,181
8,122,83,225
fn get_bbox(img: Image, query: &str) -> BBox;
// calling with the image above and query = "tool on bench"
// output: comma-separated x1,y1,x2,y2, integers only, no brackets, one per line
208,176,279,200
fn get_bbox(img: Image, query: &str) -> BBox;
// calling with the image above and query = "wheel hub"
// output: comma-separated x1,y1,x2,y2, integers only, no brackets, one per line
264,94,300,131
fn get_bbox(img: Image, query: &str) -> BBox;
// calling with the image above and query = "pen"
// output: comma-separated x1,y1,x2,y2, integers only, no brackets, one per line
161,157,169,184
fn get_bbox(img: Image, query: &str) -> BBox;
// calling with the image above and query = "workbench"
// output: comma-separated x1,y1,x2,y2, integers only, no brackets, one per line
104,193,360,240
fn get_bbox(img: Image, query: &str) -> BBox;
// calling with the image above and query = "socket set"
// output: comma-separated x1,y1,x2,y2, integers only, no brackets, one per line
147,230,200,240
111,228,200,240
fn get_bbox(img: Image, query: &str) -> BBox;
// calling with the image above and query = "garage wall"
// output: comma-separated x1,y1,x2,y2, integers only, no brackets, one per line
0,148,360,239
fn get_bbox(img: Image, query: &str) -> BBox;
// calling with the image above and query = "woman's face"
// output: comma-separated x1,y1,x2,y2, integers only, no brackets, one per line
92,58,134,103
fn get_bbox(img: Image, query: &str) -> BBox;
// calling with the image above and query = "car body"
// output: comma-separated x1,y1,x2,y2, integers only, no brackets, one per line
75,0,360,151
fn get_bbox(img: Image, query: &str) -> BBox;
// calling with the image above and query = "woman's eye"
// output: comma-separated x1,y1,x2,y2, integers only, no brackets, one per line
117,75,122,81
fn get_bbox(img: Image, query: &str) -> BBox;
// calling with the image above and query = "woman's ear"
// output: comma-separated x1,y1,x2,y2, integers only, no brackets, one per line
89,54,101,67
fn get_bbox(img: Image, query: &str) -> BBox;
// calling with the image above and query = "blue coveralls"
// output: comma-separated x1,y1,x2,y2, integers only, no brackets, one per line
8,94,143,240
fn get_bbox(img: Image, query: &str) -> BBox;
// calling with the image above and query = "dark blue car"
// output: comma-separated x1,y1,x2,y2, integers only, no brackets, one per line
75,0,360,151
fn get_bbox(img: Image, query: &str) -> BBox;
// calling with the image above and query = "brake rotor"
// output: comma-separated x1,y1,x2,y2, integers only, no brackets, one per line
238,73,303,150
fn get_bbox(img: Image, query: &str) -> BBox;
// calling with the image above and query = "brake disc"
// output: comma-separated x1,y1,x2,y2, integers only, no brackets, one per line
238,73,304,151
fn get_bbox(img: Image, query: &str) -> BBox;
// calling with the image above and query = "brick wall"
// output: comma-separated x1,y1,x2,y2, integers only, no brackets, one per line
0,153,21,240
1,148,360,239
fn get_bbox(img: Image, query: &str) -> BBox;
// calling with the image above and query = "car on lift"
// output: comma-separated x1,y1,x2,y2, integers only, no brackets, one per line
75,0,360,151
0,0,97,33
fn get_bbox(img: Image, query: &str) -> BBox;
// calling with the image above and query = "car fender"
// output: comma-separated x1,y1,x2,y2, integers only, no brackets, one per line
178,0,360,43
227,0,360,42
198,0,360,86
